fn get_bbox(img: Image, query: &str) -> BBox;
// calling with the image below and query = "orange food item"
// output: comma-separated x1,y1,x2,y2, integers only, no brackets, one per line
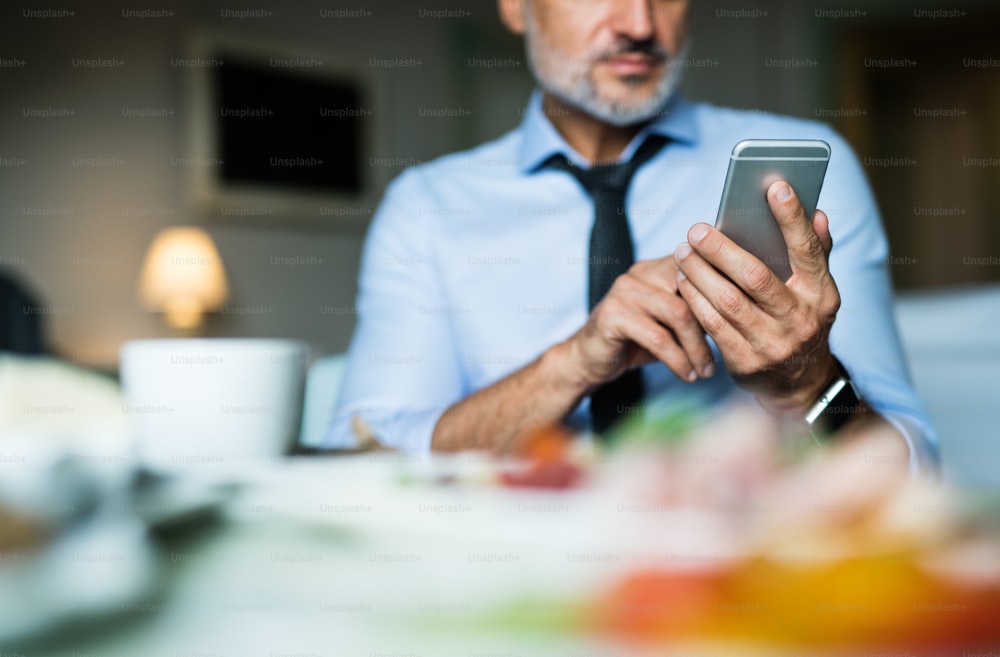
588,569,726,640
594,556,1000,651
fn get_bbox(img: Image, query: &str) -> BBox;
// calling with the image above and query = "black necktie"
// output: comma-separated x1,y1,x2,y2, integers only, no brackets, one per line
546,135,668,435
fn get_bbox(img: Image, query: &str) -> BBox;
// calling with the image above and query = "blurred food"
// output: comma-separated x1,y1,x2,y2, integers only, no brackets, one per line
595,551,1000,650
499,424,584,490
0,354,128,436
480,401,1000,651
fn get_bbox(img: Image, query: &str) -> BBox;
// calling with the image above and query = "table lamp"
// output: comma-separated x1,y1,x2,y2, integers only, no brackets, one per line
138,226,229,331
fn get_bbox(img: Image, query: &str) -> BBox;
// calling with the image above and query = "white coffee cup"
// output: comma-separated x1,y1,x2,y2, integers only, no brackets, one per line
120,339,308,472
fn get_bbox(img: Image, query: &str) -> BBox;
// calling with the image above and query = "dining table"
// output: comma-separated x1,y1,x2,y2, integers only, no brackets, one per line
5,409,999,657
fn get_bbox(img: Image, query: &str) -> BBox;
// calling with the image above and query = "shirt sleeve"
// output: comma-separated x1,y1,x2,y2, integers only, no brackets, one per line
821,131,941,474
322,169,466,453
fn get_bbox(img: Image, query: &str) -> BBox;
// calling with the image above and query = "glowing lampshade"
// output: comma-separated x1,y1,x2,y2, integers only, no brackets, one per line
138,227,229,330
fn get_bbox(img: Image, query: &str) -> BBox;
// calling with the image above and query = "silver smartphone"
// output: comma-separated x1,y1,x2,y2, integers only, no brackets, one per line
714,139,830,281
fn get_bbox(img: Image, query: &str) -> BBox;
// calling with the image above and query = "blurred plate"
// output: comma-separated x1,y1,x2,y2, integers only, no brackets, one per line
0,432,196,645
233,455,749,568
0,514,160,643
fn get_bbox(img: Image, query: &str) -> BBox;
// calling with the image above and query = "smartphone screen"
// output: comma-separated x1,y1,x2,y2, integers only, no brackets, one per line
714,139,830,281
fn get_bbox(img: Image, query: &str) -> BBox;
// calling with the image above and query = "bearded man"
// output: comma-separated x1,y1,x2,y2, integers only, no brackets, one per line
328,0,938,473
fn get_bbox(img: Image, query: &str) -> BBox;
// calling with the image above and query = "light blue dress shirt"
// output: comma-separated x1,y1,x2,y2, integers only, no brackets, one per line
326,90,939,472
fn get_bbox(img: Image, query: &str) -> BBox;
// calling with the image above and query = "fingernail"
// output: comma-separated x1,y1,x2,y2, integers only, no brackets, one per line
776,182,793,203
701,362,715,378
686,370,697,382
676,270,687,281
689,223,709,243
675,243,693,261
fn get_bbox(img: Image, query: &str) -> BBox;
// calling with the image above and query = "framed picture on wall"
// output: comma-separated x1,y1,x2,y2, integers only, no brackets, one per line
183,34,380,228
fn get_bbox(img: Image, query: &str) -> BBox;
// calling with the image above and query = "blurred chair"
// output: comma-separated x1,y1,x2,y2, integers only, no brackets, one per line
0,271,46,355
298,353,349,448
895,284,1000,487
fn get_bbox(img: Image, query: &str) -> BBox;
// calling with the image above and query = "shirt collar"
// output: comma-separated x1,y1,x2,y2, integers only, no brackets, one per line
516,88,699,173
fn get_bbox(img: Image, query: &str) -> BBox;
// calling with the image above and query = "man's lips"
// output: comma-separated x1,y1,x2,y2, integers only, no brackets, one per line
600,53,663,76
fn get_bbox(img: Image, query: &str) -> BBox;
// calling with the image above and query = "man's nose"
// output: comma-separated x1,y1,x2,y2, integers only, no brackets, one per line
607,0,656,41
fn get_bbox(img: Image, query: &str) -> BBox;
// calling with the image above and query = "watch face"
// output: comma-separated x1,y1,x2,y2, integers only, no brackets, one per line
808,376,862,439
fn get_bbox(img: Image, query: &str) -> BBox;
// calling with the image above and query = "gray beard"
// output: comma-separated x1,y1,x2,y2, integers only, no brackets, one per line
525,23,690,127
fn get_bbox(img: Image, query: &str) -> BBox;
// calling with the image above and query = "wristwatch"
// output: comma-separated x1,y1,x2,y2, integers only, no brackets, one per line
805,360,862,440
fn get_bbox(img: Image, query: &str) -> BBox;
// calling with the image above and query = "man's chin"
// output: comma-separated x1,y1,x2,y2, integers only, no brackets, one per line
593,92,670,125
597,75,670,104
541,76,673,126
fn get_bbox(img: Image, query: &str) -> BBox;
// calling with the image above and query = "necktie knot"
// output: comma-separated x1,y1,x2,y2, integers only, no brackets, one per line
544,134,667,197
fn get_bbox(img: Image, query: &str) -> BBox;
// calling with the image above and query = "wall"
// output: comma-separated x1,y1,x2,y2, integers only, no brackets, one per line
0,0,509,368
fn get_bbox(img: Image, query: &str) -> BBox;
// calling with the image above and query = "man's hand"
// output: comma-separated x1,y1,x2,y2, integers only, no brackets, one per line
563,255,715,390
673,180,842,415
433,256,713,453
